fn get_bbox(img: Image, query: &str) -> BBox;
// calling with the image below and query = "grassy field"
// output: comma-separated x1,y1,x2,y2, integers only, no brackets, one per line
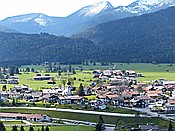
2,120,23,125
2,63,175,91
1,63,174,130
0,108,173,128
0,70,96,91
5,125,94,131
137,72,175,82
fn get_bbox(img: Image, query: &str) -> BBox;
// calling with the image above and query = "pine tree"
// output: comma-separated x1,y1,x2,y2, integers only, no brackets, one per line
78,83,85,96
41,125,44,131
0,121,6,131
95,116,105,131
29,126,34,131
12,125,18,131
168,120,173,131
48,63,52,72
20,126,25,131
58,70,62,77
25,67,30,72
72,68,76,74
12,98,16,106
15,67,19,74
45,126,49,131
68,64,72,72
31,68,35,72
9,66,15,76
0,67,3,79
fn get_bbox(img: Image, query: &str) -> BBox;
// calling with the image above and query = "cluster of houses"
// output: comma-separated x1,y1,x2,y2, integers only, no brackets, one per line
0,75,19,84
1,69,175,114
89,69,175,113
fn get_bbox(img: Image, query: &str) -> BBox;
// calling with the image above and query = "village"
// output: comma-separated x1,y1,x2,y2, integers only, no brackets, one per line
0,66,175,120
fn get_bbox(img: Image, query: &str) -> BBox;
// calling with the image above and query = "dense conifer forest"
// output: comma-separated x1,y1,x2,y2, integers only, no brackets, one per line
0,32,97,65
76,6,175,63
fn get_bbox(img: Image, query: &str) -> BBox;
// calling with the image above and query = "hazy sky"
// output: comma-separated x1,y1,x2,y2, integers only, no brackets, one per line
0,0,136,20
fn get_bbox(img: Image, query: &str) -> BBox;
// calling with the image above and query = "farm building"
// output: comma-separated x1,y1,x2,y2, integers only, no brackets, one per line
0,112,51,122
33,76,54,80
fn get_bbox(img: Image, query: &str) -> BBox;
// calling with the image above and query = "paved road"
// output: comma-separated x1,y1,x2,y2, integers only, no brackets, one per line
0,107,149,118
124,107,172,121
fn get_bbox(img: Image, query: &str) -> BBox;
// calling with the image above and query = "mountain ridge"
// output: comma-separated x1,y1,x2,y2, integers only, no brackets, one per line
1,6,175,64
74,6,175,63
0,0,175,36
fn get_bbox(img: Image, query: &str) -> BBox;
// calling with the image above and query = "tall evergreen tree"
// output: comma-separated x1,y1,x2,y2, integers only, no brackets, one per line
68,64,72,72
168,120,173,131
72,68,76,74
12,125,18,131
25,68,30,72
12,98,16,106
0,121,6,131
15,67,19,74
45,126,49,131
48,63,52,72
58,70,62,77
20,126,25,131
29,126,34,131
41,125,44,131
9,66,15,76
78,83,85,96
95,116,105,131
0,67,3,79
31,68,35,72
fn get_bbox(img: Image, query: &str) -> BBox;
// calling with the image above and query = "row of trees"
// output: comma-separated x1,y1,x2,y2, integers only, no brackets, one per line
11,125,49,131
0,122,50,131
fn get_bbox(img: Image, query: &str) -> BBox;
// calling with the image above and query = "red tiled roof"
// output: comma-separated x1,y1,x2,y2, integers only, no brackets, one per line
97,95,107,99
168,99,175,105
146,90,162,95
0,113,47,119
106,94,118,99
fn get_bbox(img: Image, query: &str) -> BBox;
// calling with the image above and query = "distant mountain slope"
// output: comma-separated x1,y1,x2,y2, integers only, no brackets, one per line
1,0,175,36
2,7,175,65
75,6,175,63
0,13,61,34
0,24,18,33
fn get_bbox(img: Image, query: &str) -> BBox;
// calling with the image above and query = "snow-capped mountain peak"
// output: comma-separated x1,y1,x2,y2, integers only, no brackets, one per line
1,0,175,36
115,0,175,14
130,0,175,8
2,13,52,26
138,0,174,6
78,1,114,17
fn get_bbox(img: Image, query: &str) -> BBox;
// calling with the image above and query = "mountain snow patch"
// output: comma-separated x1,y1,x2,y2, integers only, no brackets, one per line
82,1,113,17
139,0,174,6
15,18,33,23
34,18,47,26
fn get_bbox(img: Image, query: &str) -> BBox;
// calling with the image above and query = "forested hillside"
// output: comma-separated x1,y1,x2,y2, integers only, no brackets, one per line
0,33,96,65
1,7,175,65
76,7,175,63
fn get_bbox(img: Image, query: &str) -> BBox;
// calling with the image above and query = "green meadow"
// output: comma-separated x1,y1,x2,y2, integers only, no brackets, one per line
1,108,173,129
5,125,94,131
2,63,175,90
